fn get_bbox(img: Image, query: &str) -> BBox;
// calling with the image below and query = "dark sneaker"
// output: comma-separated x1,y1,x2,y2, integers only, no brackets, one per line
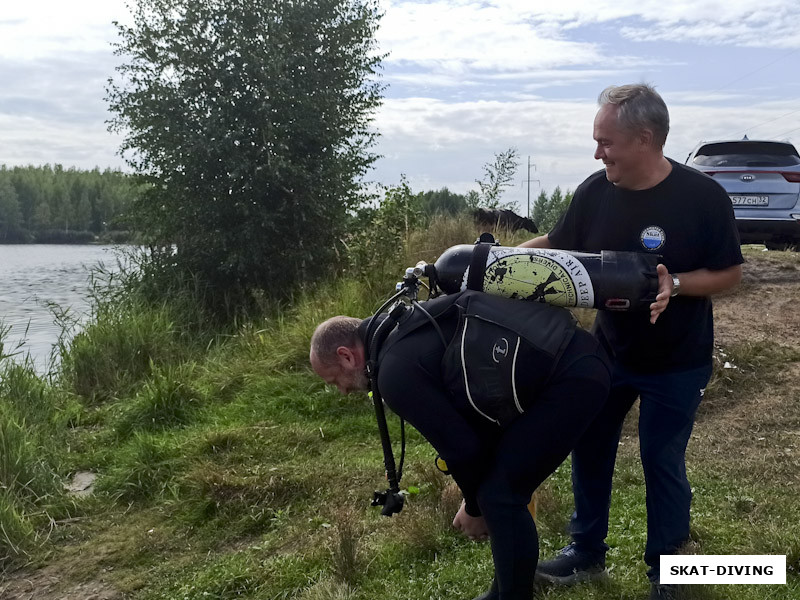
649,583,682,600
535,543,608,585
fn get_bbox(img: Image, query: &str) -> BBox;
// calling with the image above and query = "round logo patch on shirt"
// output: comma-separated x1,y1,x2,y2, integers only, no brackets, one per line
640,226,666,251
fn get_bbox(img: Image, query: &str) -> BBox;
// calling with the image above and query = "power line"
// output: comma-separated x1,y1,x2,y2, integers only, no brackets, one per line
703,47,800,141
692,48,800,144
728,107,800,138
772,125,800,139
521,156,539,218
707,47,800,96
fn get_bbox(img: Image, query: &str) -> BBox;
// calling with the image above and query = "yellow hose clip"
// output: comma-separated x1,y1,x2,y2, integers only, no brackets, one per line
434,454,450,475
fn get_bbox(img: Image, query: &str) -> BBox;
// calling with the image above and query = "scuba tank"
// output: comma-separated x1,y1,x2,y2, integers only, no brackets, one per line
428,234,660,311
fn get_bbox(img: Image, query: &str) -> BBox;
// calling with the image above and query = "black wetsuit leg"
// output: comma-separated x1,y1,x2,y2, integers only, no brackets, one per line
378,327,610,600
475,330,611,600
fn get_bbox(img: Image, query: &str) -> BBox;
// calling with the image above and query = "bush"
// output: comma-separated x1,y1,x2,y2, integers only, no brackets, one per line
59,299,190,403
107,0,385,309
0,402,61,505
531,187,572,234
97,230,134,244
346,178,423,289
113,362,203,439
0,489,35,566
33,229,96,244
0,361,67,506
232,278,377,373
97,432,185,503
56,247,222,403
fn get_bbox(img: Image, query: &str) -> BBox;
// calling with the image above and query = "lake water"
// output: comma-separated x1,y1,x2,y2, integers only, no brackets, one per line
0,245,123,373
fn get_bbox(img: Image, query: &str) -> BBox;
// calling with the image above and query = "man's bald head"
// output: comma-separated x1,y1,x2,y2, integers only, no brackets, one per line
309,316,367,395
310,316,361,366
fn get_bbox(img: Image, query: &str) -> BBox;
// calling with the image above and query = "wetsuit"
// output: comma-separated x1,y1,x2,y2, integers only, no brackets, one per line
360,293,611,600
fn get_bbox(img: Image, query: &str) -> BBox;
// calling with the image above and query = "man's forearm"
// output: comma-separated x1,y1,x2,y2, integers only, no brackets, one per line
673,264,742,297
517,233,553,249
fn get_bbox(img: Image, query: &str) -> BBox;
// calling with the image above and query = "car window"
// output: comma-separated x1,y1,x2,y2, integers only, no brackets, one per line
692,142,800,167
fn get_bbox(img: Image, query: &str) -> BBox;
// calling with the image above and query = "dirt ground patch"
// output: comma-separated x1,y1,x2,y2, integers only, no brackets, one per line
714,251,800,347
694,251,800,488
0,564,122,600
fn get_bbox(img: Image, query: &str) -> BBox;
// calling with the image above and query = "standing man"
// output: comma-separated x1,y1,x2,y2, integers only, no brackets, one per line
520,83,743,599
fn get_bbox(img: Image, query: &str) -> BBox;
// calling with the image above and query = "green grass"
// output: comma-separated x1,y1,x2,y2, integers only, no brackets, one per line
0,355,75,566
0,488,36,563
1,220,798,599
59,297,198,403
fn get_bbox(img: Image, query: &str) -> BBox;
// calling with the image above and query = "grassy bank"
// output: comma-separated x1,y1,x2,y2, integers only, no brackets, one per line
1,223,798,600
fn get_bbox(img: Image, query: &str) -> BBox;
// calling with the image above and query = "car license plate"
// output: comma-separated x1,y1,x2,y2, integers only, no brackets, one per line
730,195,768,206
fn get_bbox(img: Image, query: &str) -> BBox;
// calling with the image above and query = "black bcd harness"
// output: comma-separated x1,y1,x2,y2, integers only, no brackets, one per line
365,233,576,516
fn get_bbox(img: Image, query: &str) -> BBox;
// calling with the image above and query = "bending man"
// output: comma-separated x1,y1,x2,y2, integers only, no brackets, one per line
310,291,611,600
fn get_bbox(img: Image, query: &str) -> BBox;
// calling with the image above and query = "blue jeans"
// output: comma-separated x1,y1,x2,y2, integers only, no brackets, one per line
568,362,713,582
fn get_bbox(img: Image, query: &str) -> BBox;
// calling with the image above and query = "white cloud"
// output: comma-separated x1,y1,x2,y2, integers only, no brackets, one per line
667,99,800,157
621,21,800,49
0,0,129,59
378,0,800,79
379,2,606,72
494,0,799,40
376,0,800,103
372,95,601,206
0,112,124,170
0,2,130,169
367,0,800,205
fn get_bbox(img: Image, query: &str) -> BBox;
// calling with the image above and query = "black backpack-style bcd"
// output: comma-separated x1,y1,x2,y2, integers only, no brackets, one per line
378,290,577,427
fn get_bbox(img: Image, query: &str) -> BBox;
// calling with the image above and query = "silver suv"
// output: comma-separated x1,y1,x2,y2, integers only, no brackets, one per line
686,139,800,249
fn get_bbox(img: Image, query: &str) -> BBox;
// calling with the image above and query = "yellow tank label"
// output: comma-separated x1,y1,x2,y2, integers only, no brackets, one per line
460,248,595,307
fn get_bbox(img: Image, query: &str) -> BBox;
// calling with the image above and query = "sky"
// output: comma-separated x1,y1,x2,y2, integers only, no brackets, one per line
2,0,800,215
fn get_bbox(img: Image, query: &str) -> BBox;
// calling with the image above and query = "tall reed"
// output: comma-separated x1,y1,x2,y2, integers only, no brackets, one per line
0,358,66,568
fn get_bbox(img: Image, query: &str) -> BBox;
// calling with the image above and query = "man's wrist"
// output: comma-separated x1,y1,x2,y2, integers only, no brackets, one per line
671,274,681,297
464,498,482,517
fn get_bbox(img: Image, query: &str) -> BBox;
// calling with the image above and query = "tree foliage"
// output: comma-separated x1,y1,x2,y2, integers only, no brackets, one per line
347,177,422,285
532,186,572,233
417,187,468,217
0,178,21,241
475,147,519,210
0,165,136,243
106,0,384,306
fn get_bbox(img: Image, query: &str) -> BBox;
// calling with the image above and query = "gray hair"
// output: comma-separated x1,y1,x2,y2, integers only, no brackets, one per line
310,316,361,365
598,83,670,148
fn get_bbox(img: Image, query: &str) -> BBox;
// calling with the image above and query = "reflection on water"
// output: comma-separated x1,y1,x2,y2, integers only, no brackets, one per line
0,245,122,373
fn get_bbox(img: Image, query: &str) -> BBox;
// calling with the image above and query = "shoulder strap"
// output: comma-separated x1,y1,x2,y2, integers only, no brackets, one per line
467,241,493,291
377,293,462,359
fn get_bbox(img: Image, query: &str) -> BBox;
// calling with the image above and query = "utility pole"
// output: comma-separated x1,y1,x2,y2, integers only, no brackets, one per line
523,156,540,218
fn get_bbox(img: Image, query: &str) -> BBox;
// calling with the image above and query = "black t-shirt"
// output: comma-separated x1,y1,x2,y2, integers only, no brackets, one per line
548,159,744,373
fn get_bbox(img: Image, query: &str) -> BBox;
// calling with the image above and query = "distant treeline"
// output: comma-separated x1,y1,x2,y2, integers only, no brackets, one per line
0,165,138,243
402,184,572,234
